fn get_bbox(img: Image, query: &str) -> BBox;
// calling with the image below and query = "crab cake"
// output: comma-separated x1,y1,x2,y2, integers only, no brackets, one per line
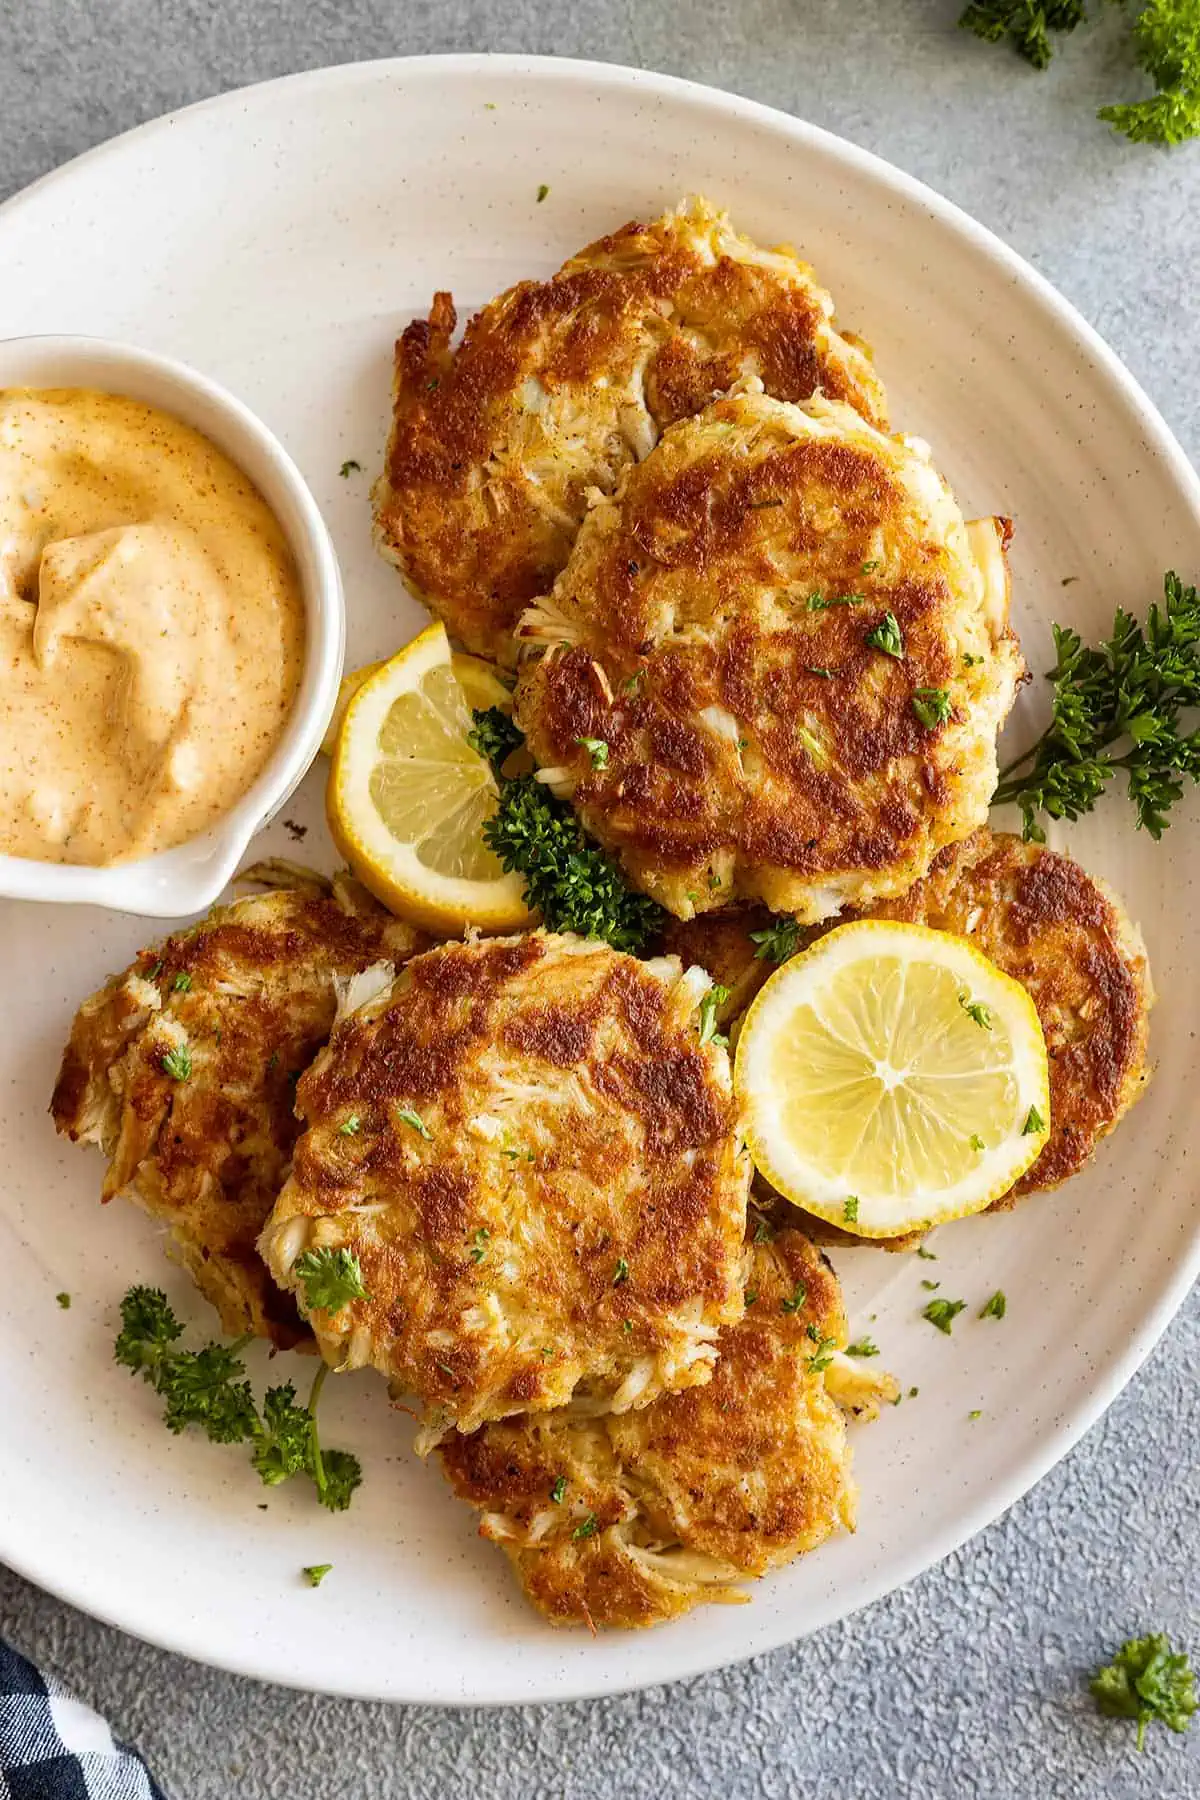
261,932,750,1440
373,195,887,663
844,828,1152,1200
51,873,426,1347
516,383,1024,923
438,1227,895,1629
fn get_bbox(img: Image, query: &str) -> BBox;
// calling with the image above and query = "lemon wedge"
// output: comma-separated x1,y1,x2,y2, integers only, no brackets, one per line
326,622,532,933
734,921,1050,1237
320,649,511,756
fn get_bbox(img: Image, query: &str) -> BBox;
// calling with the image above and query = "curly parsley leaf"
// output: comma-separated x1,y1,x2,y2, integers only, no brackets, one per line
294,1246,369,1313
994,573,1200,837
1099,2,1200,144
303,1563,333,1587
160,1043,192,1082
467,706,523,775
252,1382,317,1485
959,0,1090,71
483,767,664,954
1091,1633,1197,1750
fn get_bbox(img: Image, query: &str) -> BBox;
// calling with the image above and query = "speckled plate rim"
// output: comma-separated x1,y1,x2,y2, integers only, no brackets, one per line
0,53,1197,1707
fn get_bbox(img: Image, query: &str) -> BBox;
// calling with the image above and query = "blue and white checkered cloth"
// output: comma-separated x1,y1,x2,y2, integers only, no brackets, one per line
0,1639,164,1800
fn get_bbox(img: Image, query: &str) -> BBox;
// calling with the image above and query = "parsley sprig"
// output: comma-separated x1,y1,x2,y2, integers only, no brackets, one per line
293,1246,369,1313
467,706,524,773
1091,1633,1197,1750
114,1287,361,1511
480,711,664,953
961,2,1200,145
993,574,1200,840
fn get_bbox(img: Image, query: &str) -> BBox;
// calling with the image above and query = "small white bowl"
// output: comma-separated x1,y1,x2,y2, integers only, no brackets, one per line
0,335,344,916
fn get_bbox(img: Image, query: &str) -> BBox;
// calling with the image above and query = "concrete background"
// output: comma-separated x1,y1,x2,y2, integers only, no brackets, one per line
1,3,1198,1795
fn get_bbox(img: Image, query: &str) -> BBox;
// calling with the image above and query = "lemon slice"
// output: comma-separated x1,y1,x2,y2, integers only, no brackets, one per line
320,649,511,757
327,622,532,933
734,921,1050,1237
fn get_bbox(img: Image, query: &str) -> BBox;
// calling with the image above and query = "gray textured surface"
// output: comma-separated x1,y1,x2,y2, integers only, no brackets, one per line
1,4,1198,1796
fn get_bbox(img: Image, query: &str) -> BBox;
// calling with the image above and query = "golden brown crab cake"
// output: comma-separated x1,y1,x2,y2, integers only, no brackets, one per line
843,827,1153,1200
438,1227,895,1629
515,384,1024,923
373,195,887,663
260,932,750,1440
50,873,427,1347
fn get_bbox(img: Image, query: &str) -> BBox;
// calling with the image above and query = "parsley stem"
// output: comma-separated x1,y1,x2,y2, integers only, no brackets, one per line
308,1362,330,1501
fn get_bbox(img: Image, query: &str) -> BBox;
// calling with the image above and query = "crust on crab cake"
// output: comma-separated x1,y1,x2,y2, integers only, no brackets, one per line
372,194,887,663
260,931,750,1440
515,384,1023,923
438,1227,896,1628
50,873,427,1347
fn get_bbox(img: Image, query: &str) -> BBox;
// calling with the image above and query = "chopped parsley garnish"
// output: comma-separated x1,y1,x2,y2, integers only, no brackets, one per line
303,1564,333,1587
550,1476,567,1504
1091,1633,1197,1750
536,183,550,202
483,746,664,953
844,1195,860,1223
806,665,835,679
160,1043,192,1082
576,736,610,771
114,1288,361,1510
612,1257,630,1285
56,1292,71,1309
502,1146,536,1163
752,1217,774,1244
1023,1104,1047,1135
780,1281,808,1315
963,652,985,668
912,687,953,730
337,1114,361,1137
749,496,784,509
923,1297,967,1334
697,985,730,1048
749,918,802,962
993,574,1200,839
397,1108,432,1139
846,1338,879,1357
467,706,523,774
916,1245,938,1261
172,972,192,993
147,960,164,980
861,559,880,573
864,612,904,659
921,1278,940,1291
796,724,827,764
807,591,864,611
622,669,645,696
968,1409,983,1420
980,1290,1007,1320
744,1288,759,1306
572,1512,599,1540
338,459,362,478
958,992,993,1030
908,1385,920,1398
294,1247,369,1313
470,1228,490,1265
804,1325,838,1372
969,1132,986,1152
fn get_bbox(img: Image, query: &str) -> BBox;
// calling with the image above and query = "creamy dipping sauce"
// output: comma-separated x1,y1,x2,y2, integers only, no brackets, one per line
0,387,306,865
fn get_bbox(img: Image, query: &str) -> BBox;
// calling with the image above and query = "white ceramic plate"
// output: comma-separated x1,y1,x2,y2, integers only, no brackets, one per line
2,55,1198,1708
